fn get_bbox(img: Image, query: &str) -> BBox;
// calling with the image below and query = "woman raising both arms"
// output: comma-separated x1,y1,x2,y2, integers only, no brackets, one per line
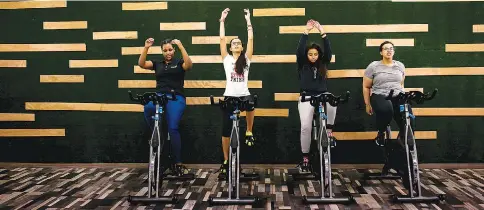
296,19,337,173
217,8,255,176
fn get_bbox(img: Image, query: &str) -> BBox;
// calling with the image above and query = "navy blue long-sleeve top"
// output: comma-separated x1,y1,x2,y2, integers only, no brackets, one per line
296,34,332,94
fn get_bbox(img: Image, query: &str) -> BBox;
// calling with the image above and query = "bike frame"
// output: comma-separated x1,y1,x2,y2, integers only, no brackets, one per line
301,92,353,204
148,102,163,198
389,89,445,203
315,100,331,198
402,101,421,197
208,95,260,206
127,91,179,205
228,104,241,199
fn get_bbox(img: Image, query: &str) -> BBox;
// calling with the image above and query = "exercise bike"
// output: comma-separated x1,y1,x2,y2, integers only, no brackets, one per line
208,95,261,206
385,88,445,203
297,91,353,204
126,90,193,205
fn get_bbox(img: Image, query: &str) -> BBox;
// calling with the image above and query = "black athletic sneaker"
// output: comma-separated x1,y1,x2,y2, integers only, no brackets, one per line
174,164,188,176
245,132,255,146
297,156,311,173
375,132,386,147
217,160,229,179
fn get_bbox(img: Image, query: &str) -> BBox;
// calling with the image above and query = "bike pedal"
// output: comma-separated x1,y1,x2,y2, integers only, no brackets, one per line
330,139,337,148
218,172,228,180
375,139,386,147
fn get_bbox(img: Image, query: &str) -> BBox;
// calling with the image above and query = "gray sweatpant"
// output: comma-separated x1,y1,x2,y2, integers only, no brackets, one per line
298,96,337,153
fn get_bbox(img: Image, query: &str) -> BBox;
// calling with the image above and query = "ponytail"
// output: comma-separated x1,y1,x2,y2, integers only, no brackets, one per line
235,50,247,75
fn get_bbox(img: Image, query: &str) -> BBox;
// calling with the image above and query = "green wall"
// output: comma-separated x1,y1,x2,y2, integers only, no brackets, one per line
0,1,483,164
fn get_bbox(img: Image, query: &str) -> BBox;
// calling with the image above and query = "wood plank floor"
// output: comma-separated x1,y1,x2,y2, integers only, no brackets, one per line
0,165,483,209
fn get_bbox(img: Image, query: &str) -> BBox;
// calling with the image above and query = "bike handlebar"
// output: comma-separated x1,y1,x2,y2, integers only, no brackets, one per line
209,95,258,110
385,88,438,104
300,91,350,107
128,90,177,105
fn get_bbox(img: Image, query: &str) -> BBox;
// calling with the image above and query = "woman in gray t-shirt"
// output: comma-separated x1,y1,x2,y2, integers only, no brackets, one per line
362,41,414,190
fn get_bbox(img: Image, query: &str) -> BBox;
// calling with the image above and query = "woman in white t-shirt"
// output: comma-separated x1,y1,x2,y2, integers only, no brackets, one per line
217,8,255,176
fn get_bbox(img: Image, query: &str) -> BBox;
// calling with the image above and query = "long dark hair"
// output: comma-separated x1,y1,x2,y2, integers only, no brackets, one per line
306,43,328,79
230,38,247,75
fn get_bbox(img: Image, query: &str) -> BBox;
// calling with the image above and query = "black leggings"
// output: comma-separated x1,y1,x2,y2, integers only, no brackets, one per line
221,96,255,137
371,94,416,181
370,94,414,137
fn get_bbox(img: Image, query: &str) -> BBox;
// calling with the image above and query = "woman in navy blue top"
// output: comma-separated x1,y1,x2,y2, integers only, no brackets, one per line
295,19,337,173
138,37,193,176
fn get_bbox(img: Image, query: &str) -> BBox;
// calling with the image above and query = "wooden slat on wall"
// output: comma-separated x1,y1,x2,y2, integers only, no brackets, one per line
69,59,118,68
252,8,305,17
404,88,424,92
473,24,484,33
118,80,263,88
0,44,86,52
240,108,289,117
334,131,436,140
189,55,224,63
40,75,84,83
252,55,335,63
43,21,87,30
160,22,206,30
445,43,484,52
121,48,336,63
274,93,300,101
121,2,167,10
134,66,152,73
404,67,484,76
122,46,162,55
413,108,484,116
93,31,138,40
0,129,65,137
118,80,155,88
0,1,67,9
25,102,287,117
0,60,27,68
188,55,315,63
0,113,35,121
186,97,224,105
366,39,415,47
192,36,238,44
190,55,336,63
26,102,143,112
328,67,484,78
280,24,428,34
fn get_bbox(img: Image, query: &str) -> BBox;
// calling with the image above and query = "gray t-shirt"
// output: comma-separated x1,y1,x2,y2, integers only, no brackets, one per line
364,60,405,97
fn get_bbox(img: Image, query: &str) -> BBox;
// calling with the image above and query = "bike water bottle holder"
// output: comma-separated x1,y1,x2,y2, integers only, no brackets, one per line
230,114,238,120
319,106,328,120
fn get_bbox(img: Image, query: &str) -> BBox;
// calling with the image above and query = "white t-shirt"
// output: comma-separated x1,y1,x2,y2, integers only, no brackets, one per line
222,55,251,97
